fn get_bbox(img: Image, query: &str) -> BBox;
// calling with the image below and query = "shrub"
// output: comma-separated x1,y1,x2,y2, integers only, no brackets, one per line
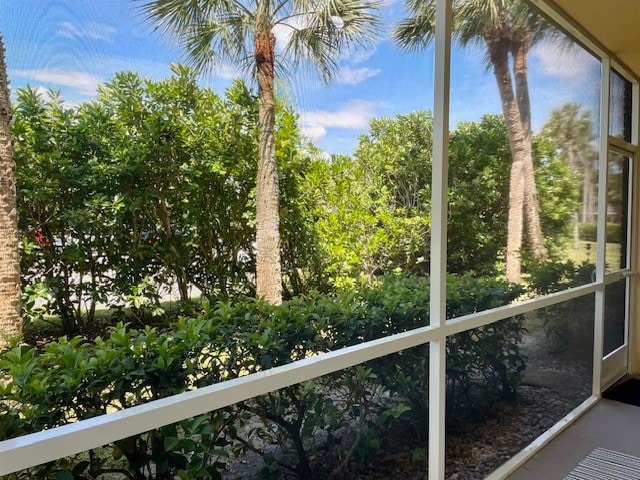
578,222,622,243
528,260,595,353
15,74,321,336
1,275,526,478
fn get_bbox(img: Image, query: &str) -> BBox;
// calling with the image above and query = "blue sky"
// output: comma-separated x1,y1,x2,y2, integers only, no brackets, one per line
0,0,602,155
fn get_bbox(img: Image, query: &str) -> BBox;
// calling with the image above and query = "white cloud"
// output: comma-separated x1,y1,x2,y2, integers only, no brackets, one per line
531,41,596,79
12,69,102,96
273,19,308,51
346,48,377,65
299,100,377,137
336,66,381,85
58,21,117,43
301,125,328,141
214,63,242,80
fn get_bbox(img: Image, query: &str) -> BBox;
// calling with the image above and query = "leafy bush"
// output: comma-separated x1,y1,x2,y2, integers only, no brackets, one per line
578,222,622,243
528,260,595,353
15,68,322,335
1,275,525,478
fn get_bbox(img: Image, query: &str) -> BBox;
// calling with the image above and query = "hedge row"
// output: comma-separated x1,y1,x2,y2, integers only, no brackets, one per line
1,275,525,479
577,222,622,243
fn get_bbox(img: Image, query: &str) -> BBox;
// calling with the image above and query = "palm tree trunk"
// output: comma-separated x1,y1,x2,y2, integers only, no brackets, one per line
254,29,282,304
486,33,527,283
0,35,21,346
583,162,595,223
512,34,546,261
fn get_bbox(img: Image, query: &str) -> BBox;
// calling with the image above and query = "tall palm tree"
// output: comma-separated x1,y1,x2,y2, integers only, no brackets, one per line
0,35,21,346
394,0,548,282
139,0,380,303
542,102,598,223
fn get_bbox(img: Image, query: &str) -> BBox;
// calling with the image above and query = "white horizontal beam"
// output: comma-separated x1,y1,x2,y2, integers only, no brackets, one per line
444,282,601,337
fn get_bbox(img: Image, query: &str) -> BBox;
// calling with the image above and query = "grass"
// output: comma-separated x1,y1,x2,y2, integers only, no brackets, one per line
561,240,623,268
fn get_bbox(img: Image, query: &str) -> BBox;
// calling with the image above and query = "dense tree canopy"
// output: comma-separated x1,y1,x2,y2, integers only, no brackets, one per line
13,66,583,333
541,102,598,224
310,111,579,286
139,0,380,304
15,67,318,332
394,0,552,282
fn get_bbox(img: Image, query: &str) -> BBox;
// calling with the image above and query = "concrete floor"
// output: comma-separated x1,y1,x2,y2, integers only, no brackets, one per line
507,399,640,480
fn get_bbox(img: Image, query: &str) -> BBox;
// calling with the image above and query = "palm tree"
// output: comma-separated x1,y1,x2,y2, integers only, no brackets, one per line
394,0,548,282
139,0,380,303
542,102,598,224
0,35,21,346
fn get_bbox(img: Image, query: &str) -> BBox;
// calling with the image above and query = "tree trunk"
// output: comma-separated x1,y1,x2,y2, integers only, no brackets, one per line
0,35,21,346
582,162,596,223
156,198,189,302
486,32,527,283
254,29,282,304
512,34,547,261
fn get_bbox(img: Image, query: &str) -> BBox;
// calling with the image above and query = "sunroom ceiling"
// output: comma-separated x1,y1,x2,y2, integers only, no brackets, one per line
550,0,640,77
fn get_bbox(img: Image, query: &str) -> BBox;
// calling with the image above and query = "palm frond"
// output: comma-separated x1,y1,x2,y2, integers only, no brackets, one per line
140,0,381,86
137,0,252,73
453,0,506,46
282,0,381,83
392,0,436,52
136,0,211,35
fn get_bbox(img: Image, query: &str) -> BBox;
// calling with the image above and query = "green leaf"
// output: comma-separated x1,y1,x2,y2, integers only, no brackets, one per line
164,436,181,451
54,470,74,480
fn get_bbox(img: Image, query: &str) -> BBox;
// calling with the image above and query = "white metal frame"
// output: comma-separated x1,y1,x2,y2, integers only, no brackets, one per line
629,79,640,374
429,0,451,477
593,57,611,395
601,142,636,387
600,63,639,388
1,0,640,479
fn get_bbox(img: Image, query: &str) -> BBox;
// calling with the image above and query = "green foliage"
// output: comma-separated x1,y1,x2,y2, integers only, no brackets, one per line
446,317,526,430
1,275,525,478
15,73,583,330
353,111,434,277
578,222,622,243
93,67,259,302
355,111,433,215
15,66,320,334
367,275,524,436
449,116,581,274
14,87,121,334
528,259,595,352
533,136,581,251
305,154,429,289
276,112,327,297
311,112,580,284
448,115,511,275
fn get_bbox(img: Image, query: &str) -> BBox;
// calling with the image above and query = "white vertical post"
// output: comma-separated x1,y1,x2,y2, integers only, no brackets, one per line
623,80,638,370
629,80,639,374
429,0,451,478
593,57,610,396
632,82,639,148
628,81,638,266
